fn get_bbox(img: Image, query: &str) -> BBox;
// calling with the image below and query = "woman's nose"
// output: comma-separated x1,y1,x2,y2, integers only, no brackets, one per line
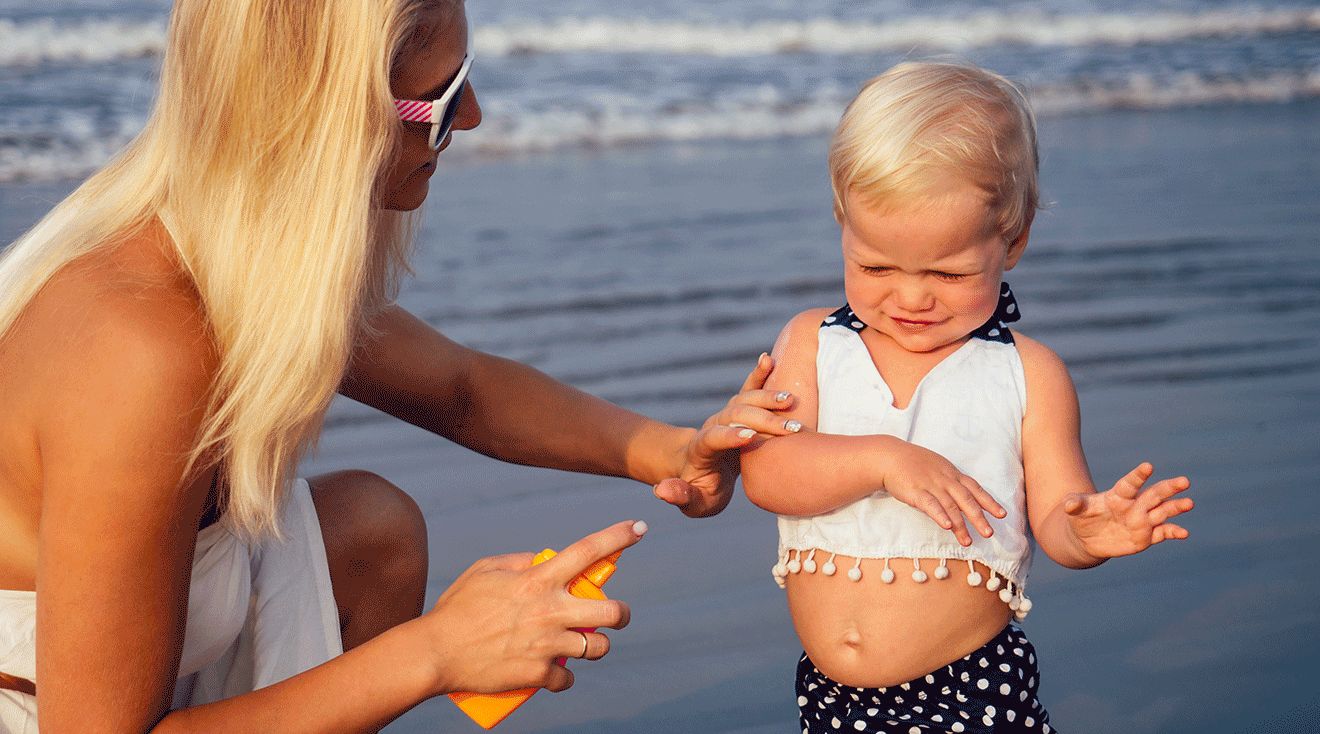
454,82,482,131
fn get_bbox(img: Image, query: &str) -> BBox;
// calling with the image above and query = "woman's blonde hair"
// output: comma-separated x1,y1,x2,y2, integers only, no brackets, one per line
0,0,454,537
829,61,1040,244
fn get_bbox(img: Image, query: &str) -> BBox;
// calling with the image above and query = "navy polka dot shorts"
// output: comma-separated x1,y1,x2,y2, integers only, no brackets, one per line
796,625,1053,733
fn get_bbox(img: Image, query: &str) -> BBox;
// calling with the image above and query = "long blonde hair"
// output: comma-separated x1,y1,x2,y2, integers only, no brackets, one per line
0,0,449,537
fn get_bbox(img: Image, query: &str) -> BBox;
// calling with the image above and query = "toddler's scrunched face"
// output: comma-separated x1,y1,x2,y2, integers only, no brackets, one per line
839,184,1027,356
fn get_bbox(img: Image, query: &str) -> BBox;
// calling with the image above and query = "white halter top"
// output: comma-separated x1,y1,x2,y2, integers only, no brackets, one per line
774,284,1035,619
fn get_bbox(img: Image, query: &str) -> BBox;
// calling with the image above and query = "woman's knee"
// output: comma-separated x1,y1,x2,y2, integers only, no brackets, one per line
308,470,429,608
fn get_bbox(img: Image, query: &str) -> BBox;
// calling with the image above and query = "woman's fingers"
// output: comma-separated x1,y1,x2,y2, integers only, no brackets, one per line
562,629,611,661
652,478,693,509
543,665,575,693
737,352,775,392
542,520,647,593
717,401,802,436
727,387,795,411
468,551,537,574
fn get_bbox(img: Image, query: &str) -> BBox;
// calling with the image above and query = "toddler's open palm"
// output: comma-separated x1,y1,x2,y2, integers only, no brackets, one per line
1065,463,1193,559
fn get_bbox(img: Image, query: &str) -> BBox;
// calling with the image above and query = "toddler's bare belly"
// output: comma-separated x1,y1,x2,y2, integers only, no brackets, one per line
785,554,1012,689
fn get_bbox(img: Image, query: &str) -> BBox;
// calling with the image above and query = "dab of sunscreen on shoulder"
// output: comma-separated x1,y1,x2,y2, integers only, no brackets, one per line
448,546,627,729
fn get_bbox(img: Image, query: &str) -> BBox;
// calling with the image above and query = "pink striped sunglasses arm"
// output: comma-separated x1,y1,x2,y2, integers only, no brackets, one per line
395,99,434,123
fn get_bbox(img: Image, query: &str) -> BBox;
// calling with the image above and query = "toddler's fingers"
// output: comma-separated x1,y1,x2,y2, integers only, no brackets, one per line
932,492,972,545
916,492,961,539
966,479,1007,519
940,486,989,544
1148,495,1195,526
954,477,1000,537
1133,476,1191,516
1062,493,1087,516
1151,523,1190,544
1113,463,1154,497
1148,475,1192,500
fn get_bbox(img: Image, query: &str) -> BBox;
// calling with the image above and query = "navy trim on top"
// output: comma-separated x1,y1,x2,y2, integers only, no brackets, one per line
822,282,1021,344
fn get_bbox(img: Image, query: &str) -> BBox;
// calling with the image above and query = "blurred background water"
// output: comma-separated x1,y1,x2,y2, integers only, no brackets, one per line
2,0,1318,181
1,1,1318,733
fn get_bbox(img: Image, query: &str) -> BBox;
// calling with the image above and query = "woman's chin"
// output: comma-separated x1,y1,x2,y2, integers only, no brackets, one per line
382,175,430,211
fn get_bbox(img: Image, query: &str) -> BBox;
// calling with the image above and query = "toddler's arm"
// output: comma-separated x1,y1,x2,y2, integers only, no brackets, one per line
740,310,1005,547
1017,335,1193,568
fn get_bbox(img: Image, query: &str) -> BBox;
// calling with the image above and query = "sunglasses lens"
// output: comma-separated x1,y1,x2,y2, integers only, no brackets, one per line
432,80,467,149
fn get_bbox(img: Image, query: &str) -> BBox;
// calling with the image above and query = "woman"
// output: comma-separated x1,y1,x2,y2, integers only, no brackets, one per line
0,0,790,730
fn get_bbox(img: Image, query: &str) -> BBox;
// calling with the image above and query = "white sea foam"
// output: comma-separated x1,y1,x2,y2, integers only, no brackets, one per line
2,7,1318,66
3,69,1317,182
0,16,165,66
1028,69,1320,115
474,8,1320,57
448,70,1318,154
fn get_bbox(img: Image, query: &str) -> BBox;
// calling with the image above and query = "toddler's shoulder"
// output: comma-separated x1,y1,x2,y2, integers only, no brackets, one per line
768,309,835,376
1011,332,1078,403
1010,332,1066,371
787,307,837,332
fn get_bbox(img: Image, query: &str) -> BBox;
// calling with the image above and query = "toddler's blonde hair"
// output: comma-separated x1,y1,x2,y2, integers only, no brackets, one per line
830,61,1040,244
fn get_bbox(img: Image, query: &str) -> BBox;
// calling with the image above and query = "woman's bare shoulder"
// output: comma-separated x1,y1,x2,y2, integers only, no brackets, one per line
14,225,218,420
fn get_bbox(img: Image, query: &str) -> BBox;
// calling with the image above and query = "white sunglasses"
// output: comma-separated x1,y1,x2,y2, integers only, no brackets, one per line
393,28,474,150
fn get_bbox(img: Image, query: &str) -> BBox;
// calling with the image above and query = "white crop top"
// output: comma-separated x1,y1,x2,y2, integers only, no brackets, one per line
774,283,1035,619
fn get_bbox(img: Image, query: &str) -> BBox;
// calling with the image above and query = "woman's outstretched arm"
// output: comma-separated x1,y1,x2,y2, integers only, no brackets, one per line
340,304,791,516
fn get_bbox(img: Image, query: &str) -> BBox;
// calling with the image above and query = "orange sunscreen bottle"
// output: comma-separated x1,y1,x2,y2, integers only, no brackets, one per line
448,548,623,729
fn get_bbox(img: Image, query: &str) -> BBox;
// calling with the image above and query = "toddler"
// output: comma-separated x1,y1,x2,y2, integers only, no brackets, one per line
741,61,1194,734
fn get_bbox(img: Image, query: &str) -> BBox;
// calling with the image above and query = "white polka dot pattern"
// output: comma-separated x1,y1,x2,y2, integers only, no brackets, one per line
796,626,1051,733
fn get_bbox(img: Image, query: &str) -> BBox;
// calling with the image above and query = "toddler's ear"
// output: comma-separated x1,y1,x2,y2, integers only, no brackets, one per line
1004,223,1031,270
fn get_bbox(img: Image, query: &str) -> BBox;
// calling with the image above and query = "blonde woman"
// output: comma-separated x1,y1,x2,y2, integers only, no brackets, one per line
0,0,792,731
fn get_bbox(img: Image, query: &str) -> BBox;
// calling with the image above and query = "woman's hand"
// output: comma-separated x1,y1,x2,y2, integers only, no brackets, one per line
654,354,802,517
1064,463,1192,561
421,520,646,697
879,438,1007,547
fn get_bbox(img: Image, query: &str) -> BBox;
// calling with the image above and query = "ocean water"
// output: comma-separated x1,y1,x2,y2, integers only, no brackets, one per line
1,0,1318,180
2,1,1319,733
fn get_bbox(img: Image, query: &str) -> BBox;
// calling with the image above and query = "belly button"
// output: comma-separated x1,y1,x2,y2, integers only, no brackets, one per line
843,630,862,648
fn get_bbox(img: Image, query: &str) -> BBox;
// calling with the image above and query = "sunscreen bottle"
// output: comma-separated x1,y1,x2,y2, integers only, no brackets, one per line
448,548,623,729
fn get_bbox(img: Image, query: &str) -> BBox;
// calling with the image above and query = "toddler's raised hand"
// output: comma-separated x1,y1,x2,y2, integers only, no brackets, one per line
881,439,1007,546
1064,462,1193,560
